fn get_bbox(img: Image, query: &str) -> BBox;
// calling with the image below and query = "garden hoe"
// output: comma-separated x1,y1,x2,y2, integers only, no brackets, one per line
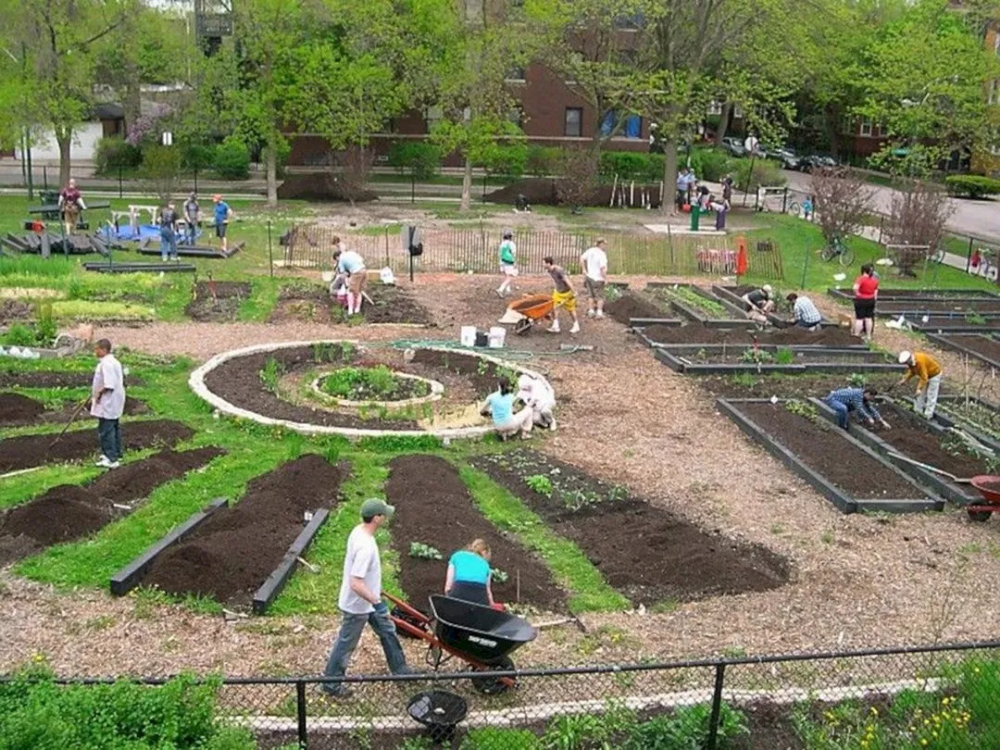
886,452,973,484
48,397,90,450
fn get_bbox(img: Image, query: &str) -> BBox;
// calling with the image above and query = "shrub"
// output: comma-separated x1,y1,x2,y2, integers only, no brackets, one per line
181,142,216,173
480,142,528,178
810,166,873,244
387,141,441,181
945,174,1000,199
884,179,954,271
214,138,250,180
94,136,142,175
526,145,562,178
2,324,35,346
556,150,600,209
600,151,664,183
734,157,786,192
139,144,182,200
689,148,733,182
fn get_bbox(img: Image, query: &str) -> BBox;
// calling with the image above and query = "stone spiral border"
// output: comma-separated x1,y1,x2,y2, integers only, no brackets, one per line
189,340,550,439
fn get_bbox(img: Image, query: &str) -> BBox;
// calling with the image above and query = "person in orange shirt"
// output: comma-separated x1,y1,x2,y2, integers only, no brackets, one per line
897,350,942,418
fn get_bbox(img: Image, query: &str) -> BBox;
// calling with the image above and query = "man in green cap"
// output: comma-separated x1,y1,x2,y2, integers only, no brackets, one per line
322,498,412,697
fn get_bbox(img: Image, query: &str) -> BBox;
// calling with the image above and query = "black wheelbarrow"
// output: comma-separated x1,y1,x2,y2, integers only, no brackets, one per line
384,593,537,694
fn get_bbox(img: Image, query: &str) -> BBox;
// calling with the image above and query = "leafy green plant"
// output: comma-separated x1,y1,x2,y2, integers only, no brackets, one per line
525,474,554,497
625,704,748,750
847,372,867,388
741,347,775,364
785,398,820,423
945,174,1000,199
604,284,623,302
259,356,285,392
463,727,540,750
1,324,36,347
965,310,988,326
775,347,795,365
322,366,429,401
34,301,57,346
672,286,729,318
492,568,509,584
409,542,443,560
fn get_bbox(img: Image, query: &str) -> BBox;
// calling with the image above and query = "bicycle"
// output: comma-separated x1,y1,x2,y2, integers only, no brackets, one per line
819,236,855,266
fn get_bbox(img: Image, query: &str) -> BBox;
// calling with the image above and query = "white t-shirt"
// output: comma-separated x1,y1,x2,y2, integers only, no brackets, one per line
580,246,608,281
90,354,125,420
516,374,555,412
338,525,381,614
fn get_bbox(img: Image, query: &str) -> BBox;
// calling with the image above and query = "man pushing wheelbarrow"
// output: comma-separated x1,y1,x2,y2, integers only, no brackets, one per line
498,256,581,335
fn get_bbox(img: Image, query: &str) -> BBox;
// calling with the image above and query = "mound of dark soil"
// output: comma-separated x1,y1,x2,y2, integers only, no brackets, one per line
276,174,378,202
642,324,860,347
141,454,345,608
0,419,193,474
0,370,145,389
0,392,46,424
185,282,251,323
385,454,563,612
606,293,671,325
268,283,431,325
0,447,223,563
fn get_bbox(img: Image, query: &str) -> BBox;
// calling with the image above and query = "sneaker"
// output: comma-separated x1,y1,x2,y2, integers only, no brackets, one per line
570,322,581,334
547,324,560,333
105,461,120,469
586,309,595,317
95,456,111,467
549,418,557,431
319,685,353,699
595,311,605,319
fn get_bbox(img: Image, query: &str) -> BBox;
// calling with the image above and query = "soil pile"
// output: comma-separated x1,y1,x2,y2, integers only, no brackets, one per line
0,371,146,389
643,324,859,347
606,293,671,325
268,283,431,325
0,393,46,425
0,299,33,321
474,450,789,604
385,454,563,612
0,419,193,473
185,282,251,323
0,447,224,563
141,454,344,607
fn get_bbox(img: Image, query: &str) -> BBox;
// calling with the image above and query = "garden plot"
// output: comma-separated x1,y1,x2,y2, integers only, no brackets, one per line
384,454,564,612
645,283,750,326
912,317,1000,334
0,447,223,565
828,288,1000,302
653,345,898,376
697,371,900,401
267,282,432,325
932,395,1000,449
713,284,836,329
0,369,145,389
185,281,250,323
0,392,147,427
813,400,992,506
604,291,680,327
0,419,193,474
718,399,944,514
136,454,344,610
472,450,789,605
638,323,861,348
925,333,1000,369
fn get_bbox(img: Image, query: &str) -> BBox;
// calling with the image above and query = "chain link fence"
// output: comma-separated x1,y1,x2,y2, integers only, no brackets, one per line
279,224,785,280
17,639,1000,749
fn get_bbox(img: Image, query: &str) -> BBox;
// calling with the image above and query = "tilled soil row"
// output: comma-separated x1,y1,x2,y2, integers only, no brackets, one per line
0,392,148,427
185,281,251,323
141,454,345,609
473,450,789,606
0,419,194,474
269,283,433,326
641,323,860,347
0,370,145,389
0,447,225,565
384,454,564,613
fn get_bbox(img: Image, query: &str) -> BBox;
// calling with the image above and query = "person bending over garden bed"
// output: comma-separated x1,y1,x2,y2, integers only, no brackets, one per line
786,293,822,329
897,350,943,419
824,386,890,431
445,539,501,608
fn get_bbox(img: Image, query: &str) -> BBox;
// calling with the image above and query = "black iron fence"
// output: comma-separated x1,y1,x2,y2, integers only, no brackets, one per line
280,224,785,280
14,639,1000,749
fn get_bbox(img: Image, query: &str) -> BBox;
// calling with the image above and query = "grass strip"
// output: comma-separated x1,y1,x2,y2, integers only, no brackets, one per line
457,464,629,614
236,277,283,322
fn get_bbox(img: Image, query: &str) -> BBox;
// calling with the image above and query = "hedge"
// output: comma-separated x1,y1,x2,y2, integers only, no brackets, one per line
945,174,1000,199
387,141,441,180
214,138,251,180
94,137,143,175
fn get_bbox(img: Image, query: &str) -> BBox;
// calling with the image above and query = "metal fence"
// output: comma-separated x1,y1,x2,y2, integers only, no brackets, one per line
280,224,785,280
24,639,1000,749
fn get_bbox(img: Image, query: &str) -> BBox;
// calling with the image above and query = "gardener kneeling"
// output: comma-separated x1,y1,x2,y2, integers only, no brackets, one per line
824,386,890,431
481,376,533,440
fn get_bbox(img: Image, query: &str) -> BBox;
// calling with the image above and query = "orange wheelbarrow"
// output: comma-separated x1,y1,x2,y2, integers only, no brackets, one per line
498,293,556,335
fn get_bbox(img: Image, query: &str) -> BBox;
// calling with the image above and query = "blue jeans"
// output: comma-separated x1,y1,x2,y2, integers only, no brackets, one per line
98,418,122,461
323,607,408,693
825,398,849,429
184,220,197,246
160,229,177,260
796,318,821,328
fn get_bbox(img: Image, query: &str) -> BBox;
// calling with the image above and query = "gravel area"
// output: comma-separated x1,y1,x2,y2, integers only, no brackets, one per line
3,276,1000,678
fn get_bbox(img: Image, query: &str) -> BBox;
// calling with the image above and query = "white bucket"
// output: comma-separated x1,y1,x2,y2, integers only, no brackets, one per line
460,326,477,347
488,326,506,349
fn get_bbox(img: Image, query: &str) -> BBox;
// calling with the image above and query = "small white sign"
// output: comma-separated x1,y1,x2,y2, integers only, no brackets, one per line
161,131,173,146
744,136,759,153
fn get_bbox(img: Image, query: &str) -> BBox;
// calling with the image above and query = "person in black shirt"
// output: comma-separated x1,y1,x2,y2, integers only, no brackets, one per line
741,285,775,325
160,202,179,262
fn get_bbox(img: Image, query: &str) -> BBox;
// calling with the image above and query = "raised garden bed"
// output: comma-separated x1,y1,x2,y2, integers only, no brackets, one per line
911,317,1000,334
604,292,680,327
811,400,990,506
0,419,193,474
653,346,899,376
932,395,1000,450
268,283,432,325
385,454,564,612
696,371,901,401
185,281,250,323
472,450,789,605
136,454,345,610
714,285,837,329
645,283,750,327
638,323,862,348
0,393,147,427
0,447,223,565
925,333,1000,369
828,287,1000,302
718,399,944,514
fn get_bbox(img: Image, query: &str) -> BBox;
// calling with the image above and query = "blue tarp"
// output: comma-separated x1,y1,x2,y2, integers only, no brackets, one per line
97,225,203,243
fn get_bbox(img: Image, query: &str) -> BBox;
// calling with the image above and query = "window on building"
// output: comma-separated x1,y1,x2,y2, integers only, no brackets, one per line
732,104,744,119
707,100,723,116
564,107,583,137
860,118,873,136
600,111,642,139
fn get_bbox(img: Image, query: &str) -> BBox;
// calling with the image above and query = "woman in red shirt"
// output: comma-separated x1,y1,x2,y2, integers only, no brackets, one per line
853,264,879,340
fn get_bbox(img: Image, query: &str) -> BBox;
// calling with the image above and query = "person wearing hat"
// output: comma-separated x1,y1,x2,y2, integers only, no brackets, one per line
741,285,775,325
897,350,943,418
212,194,233,252
322,498,412,697
496,230,518,298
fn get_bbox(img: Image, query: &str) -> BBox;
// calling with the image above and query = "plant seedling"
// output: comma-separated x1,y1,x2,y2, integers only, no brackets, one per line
409,542,443,560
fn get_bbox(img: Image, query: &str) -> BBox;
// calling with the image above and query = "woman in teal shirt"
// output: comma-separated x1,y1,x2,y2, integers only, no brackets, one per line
445,539,496,607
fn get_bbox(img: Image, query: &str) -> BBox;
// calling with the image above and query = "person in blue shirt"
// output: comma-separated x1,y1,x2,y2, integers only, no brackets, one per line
802,195,814,222
824,387,891,430
212,194,233,252
481,376,533,440
445,539,497,607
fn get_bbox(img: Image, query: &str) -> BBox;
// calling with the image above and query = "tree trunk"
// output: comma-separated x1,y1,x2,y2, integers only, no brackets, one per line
265,144,278,207
715,102,733,145
661,138,678,215
56,130,72,186
460,156,473,211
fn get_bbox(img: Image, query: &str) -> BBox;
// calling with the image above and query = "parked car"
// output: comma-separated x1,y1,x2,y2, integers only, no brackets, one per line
721,137,746,157
769,147,800,170
800,154,837,172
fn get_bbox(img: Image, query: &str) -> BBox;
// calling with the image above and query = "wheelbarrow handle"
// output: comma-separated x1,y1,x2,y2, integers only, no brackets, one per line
382,592,430,624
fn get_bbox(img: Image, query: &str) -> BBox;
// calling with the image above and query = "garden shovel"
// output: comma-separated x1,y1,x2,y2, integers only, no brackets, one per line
886,452,973,484
48,397,90,450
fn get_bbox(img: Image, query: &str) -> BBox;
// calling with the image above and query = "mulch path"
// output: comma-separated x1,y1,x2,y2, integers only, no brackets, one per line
473,449,790,606
384,454,564,613
642,324,861,347
0,419,193,474
0,447,224,565
141,454,345,609
185,282,251,323
736,402,926,499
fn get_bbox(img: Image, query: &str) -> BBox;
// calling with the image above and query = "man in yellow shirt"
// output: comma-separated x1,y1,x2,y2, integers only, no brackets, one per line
897,350,942,418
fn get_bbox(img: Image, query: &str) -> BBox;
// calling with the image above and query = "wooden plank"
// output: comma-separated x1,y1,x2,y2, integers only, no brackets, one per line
251,508,331,615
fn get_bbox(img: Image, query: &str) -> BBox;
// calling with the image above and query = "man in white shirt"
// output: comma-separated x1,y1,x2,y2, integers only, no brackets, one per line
334,248,368,316
580,239,609,318
322,498,412,697
90,339,126,469
516,373,557,430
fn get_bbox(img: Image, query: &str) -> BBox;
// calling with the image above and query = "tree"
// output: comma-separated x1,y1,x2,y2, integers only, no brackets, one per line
810,166,874,245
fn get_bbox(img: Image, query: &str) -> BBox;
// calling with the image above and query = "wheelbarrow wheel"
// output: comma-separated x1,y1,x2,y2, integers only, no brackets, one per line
967,508,993,523
514,318,532,335
470,656,514,695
